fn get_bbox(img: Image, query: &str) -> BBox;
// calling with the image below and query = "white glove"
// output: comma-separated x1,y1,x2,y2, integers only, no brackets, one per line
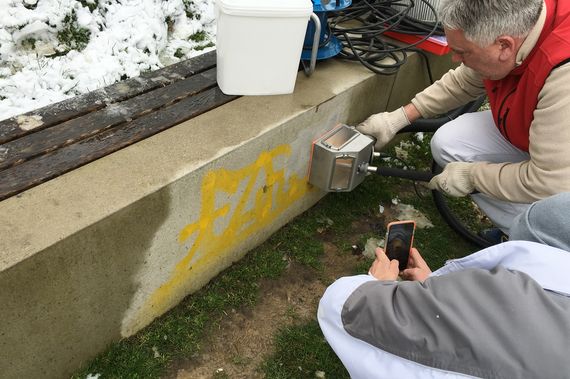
356,107,410,150
428,162,475,197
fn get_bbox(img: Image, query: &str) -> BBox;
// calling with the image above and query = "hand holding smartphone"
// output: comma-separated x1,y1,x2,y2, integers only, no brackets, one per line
385,220,416,271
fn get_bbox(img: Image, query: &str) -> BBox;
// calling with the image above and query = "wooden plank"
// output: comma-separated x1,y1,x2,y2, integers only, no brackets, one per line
0,69,218,170
0,92,106,145
0,51,216,144
140,50,216,80
0,87,237,201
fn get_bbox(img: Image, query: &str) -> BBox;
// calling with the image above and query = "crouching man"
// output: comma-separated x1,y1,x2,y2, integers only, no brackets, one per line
318,194,570,378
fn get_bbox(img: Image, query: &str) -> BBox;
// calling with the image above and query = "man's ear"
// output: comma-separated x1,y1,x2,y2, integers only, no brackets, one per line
496,36,517,62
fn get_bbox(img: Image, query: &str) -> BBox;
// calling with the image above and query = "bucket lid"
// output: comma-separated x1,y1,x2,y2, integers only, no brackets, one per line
216,0,313,17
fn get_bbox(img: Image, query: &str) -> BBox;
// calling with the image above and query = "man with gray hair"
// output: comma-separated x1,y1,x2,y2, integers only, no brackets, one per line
357,0,570,242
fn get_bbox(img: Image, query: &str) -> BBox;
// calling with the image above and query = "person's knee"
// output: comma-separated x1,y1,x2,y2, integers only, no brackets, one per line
317,280,341,324
510,192,570,251
431,111,496,166
430,123,456,166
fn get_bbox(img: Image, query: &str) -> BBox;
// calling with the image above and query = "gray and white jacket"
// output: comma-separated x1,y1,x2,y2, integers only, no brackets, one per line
318,241,570,379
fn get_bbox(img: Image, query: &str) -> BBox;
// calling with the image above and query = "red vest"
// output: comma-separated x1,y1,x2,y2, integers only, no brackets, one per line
484,0,570,152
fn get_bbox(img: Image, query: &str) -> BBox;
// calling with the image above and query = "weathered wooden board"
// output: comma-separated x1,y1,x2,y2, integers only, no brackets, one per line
0,87,237,201
0,69,218,170
0,51,242,201
0,51,216,144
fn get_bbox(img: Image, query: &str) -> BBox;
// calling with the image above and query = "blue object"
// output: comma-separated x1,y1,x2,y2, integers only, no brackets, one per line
477,228,509,245
301,0,351,61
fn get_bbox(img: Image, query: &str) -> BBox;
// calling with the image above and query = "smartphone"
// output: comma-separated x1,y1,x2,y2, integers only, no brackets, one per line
385,220,416,271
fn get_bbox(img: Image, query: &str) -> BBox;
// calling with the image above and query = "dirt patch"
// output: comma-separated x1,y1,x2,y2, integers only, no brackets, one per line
165,218,382,379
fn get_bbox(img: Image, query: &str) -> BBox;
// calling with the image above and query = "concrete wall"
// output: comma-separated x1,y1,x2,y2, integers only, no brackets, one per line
0,53,454,378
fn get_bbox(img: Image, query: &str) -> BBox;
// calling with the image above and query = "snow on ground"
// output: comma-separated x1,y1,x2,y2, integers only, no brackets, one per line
0,0,216,121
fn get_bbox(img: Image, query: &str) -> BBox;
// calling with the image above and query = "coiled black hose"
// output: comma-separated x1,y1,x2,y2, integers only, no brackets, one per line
400,96,486,133
329,0,444,75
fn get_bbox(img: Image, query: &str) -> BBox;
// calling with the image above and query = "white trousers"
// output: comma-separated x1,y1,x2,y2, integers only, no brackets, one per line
430,110,531,234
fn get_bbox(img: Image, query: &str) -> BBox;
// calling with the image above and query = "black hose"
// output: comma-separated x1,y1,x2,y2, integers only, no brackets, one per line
373,166,433,182
330,0,444,75
371,96,486,184
399,96,487,133
430,160,491,248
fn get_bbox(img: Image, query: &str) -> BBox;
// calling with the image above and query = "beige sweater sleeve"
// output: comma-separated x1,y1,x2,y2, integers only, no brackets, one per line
472,63,570,203
411,64,487,118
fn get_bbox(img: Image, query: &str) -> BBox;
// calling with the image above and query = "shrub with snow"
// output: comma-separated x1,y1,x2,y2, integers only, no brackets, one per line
0,0,216,121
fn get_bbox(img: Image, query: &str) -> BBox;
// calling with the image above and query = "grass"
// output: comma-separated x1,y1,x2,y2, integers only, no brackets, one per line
189,31,214,52
73,133,477,378
78,0,99,13
195,42,215,51
174,48,185,59
57,10,91,52
189,31,207,43
183,0,201,20
20,37,37,50
261,321,349,379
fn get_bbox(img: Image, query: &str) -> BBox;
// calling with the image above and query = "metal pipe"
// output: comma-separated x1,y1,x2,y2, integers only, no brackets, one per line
303,13,321,77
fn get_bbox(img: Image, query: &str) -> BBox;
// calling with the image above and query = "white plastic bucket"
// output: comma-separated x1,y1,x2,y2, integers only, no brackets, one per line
215,0,313,95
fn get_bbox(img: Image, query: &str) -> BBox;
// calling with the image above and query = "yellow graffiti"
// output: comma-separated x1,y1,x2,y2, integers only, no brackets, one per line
148,144,311,313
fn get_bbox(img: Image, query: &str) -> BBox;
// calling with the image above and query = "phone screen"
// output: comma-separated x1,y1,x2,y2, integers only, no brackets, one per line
385,222,415,271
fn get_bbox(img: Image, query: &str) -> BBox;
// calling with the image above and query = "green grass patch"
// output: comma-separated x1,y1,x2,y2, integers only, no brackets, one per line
183,0,201,20
195,42,215,51
262,321,349,379
188,30,213,51
78,0,99,12
174,48,185,59
20,37,37,50
189,30,207,42
58,10,91,52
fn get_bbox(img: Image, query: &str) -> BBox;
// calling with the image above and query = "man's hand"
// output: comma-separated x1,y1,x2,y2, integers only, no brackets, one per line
428,162,475,197
402,248,432,282
368,247,400,281
356,107,410,150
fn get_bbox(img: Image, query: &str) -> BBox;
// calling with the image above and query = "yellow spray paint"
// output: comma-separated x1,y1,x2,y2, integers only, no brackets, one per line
147,144,312,314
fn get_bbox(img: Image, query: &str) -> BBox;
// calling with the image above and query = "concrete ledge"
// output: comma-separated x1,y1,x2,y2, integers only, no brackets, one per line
0,53,453,378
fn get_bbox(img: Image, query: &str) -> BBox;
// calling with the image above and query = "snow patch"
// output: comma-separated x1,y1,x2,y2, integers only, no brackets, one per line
16,114,43,130
363,237,385,259
0,0,216,121
394,203,434,229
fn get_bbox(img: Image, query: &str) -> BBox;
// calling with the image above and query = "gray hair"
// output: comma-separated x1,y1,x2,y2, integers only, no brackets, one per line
438,0,543,46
